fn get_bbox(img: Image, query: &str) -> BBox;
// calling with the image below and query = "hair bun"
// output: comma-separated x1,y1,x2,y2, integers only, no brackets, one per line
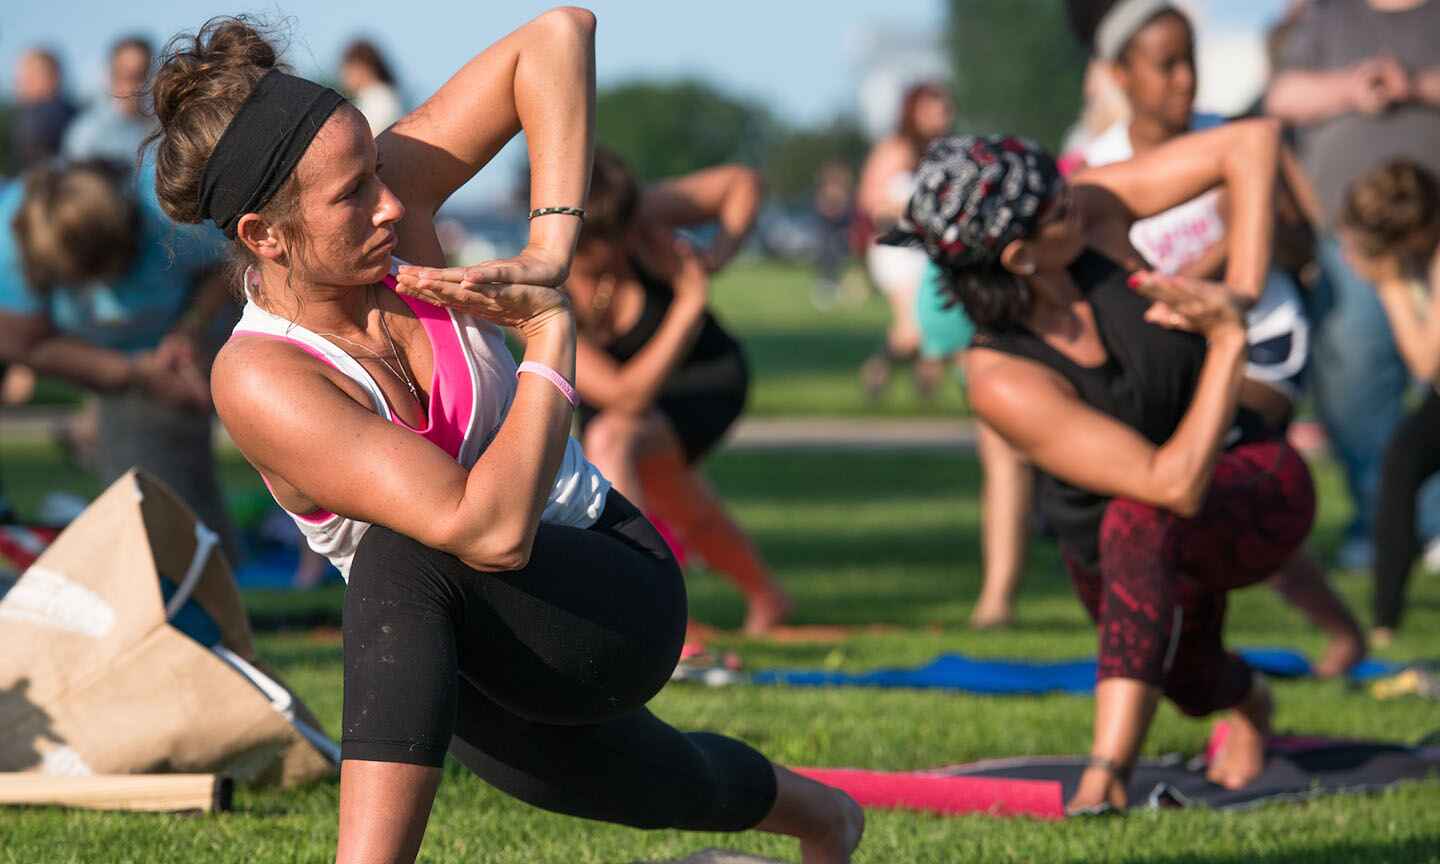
146,16,284,224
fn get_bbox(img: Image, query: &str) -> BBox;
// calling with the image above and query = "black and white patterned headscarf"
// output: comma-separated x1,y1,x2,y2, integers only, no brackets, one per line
881,134,1061,272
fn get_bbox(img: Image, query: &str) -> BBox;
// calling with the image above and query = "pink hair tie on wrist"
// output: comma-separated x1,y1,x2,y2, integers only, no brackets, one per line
517,361,578,407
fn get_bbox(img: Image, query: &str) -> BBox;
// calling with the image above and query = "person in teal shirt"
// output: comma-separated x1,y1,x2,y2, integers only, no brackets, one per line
0,158,237,556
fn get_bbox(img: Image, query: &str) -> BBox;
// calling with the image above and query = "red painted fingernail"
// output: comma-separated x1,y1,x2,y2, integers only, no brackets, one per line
1128,273,1143,288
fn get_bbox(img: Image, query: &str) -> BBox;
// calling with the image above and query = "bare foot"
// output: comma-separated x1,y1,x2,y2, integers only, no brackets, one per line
1207,679,1272,790
914,357,946,401
1313,626,1367,679
859,354,892,401
743,589,793,636
969,601,1013,630
1065,764,1128,814
799,788,864,864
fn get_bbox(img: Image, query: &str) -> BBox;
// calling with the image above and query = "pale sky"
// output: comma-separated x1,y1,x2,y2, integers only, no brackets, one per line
3,0,1288,204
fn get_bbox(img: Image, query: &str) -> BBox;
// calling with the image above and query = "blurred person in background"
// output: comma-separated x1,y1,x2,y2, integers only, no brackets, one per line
856,82,953,400
1339,159,1440,646
11,48,76,172
1065,0,1363,676
64,36,156,164
811,159,855,309
56,36,160,470
0,157,237,560
1267,0,1440,572
567,149,791,635
339,38,403,136
1058,57,1131,174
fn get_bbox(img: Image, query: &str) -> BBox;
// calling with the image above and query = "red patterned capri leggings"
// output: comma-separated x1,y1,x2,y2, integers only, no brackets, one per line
1063,440,1316,717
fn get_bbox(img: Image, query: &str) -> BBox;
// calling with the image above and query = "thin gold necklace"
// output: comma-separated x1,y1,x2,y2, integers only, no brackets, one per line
314,284,420,403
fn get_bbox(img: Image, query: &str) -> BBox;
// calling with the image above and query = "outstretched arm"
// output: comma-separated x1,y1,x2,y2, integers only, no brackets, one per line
1076,119,1279,305
381,7,596,282
639,165,764,272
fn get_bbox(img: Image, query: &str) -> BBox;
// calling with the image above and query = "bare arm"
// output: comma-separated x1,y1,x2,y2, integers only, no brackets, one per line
639,165,764,272
381,7,596,282
967,273,1248,517
1266,68,1365,124
0,312,132,390
1377,284,1440,383
1076,119,1279,305
574,248,709,413
0,311,210,410
856,137,914,225
1267,55,1409,124
216,309,578,572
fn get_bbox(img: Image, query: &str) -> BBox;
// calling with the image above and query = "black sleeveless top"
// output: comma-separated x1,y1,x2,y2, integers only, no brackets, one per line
974,249,1264,566
600,257,745,395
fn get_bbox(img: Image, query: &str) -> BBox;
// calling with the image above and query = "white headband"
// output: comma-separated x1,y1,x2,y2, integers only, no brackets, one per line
1095,0,1178,60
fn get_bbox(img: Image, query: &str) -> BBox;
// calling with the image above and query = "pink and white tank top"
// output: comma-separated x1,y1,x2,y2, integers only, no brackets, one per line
1081,114,1228,276
230,266,610,580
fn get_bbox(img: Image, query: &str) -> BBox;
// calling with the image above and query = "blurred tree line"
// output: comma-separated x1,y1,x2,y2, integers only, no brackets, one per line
595,2,1087,204
595,80,866,205
945,0,1088,149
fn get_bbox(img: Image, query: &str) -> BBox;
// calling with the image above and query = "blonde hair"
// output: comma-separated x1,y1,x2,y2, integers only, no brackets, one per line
13,161,140,293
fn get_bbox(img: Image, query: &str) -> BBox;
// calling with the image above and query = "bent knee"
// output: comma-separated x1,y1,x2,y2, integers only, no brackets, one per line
1098,498,1178,563
347,526,456,610
584,411,646,462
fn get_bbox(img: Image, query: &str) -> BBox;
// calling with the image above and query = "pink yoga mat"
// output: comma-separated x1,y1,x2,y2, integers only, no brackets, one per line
792,767,1065,820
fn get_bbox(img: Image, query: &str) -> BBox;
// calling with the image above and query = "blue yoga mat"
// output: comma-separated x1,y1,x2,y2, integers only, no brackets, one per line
751,649,1405,695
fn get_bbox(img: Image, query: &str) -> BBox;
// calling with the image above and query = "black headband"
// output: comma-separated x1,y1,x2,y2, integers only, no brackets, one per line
198,69,346,238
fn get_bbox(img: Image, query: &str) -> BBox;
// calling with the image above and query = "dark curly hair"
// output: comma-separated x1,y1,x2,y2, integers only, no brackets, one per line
938,260,1036,330
578,147,640,246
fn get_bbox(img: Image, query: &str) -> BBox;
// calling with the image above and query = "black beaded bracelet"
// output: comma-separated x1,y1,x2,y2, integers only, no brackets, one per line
528,206,587,221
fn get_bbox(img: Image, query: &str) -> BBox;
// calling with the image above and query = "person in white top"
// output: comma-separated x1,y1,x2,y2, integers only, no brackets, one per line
856,81,954,399
146,10,861,864
339,39,404,136
1070,0,1365,677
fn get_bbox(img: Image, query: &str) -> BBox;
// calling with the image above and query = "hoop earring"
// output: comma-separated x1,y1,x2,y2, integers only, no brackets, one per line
242,265,260,298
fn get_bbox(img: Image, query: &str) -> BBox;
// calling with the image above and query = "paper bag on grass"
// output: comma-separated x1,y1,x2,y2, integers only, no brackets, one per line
0,469,337,787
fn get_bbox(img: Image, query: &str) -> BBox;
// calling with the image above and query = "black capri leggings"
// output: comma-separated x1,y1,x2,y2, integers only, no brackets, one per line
1374,389,1440,631
341,492,778,832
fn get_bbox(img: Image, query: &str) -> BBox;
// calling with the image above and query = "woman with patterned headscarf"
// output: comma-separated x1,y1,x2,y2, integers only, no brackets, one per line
884,121,1335,813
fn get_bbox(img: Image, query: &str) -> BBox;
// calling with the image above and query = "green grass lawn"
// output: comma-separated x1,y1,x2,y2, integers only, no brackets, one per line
702,262,969,418
1,437,1437,863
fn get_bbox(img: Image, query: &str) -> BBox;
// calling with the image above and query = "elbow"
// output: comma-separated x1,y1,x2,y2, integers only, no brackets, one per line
1166,486,1205,519
1159,471,1209,518
737,166,766,199
539,6,597,37
1242,117,1282,154
458,530,535,573
435,508,537,573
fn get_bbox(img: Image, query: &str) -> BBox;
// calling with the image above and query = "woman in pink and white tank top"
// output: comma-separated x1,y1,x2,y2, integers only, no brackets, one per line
146,10,861,864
